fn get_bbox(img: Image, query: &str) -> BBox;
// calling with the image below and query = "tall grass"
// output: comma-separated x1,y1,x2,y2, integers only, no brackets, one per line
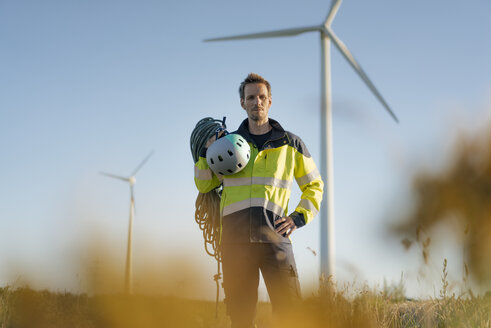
1,262,489,328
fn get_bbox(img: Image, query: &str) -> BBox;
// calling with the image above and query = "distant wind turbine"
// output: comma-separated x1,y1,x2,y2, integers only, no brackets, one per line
204,0,398,279
100,150,154,294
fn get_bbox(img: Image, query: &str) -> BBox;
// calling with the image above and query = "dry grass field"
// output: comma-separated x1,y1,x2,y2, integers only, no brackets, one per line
1,272,489,328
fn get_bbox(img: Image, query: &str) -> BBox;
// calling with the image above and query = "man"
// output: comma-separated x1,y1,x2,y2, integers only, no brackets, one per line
194,73,324,327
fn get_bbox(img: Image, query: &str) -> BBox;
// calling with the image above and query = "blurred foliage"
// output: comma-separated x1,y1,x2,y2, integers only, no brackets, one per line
1,248,489,327
394,125,491,285
0,282,489,328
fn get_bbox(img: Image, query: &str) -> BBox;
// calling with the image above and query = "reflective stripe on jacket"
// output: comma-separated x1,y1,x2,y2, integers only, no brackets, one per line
194,118,324,243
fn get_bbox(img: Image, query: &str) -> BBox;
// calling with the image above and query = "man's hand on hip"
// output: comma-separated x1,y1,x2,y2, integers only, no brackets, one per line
275,216,296,238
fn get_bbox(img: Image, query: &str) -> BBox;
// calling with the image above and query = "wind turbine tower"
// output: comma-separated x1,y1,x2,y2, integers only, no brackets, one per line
100,150,154,294
204,0,398,278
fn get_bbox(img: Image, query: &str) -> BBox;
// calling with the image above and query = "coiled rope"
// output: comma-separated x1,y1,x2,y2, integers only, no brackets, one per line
190,117,227,164
194,192,221,261
190,117,226,318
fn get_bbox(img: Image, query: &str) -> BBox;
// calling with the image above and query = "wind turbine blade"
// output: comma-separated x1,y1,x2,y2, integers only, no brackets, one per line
324,26,399,123
131,150,154,176
100,172,130,182
204,25,321,42
325,0,343,27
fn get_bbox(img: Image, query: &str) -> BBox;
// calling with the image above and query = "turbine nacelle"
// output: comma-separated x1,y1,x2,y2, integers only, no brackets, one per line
203,1,398,123
100,150,154,186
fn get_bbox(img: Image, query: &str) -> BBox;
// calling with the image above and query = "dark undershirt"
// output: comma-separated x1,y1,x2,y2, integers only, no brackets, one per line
250,129,272,150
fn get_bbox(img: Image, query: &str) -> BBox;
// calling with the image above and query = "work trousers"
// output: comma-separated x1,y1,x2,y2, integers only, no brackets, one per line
221,242,301,328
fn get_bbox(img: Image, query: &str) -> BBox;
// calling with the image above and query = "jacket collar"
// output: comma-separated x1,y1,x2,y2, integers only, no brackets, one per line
236,118,286,142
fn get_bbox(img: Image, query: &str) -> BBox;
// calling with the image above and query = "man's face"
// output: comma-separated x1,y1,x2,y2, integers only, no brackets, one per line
241,83,272,122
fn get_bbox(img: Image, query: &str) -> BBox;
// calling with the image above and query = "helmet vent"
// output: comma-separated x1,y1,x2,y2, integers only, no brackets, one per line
227,150,234,156
236,142,242,147
218,155,223,162
210,158,214,165
237,163,242,168
246,154,250,159
219,172,224,175
227,169,233,173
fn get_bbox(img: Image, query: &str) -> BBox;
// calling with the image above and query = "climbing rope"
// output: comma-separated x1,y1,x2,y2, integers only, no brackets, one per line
190,117,227,164
190,117,226,318
194,191,221,262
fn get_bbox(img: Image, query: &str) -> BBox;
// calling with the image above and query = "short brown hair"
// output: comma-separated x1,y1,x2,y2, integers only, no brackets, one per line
238,73,272,100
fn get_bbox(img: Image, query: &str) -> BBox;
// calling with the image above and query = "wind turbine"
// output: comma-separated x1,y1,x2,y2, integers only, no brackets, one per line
204,0,398,279
100,150,154,294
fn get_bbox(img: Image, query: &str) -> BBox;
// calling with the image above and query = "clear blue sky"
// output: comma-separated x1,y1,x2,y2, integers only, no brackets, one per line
1,0,490,299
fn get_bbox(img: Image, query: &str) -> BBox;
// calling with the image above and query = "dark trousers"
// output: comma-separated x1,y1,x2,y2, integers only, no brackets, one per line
221,242,301,328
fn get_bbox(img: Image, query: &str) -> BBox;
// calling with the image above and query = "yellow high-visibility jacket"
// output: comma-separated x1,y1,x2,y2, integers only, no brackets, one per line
194,118,324,244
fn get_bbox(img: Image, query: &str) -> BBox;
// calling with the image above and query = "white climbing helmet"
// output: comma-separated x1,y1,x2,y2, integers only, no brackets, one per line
206,133,250,175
